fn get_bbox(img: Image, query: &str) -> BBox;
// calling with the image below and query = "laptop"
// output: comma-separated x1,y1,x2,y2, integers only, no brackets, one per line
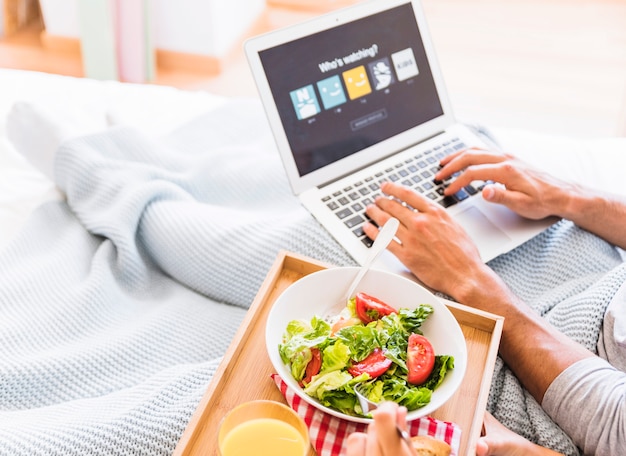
245,0,555,278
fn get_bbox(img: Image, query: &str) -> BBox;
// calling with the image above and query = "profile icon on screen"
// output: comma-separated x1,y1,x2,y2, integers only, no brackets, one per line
317,75,347,110
392,48,419,81
368,58,395,90
342,65,372,100
290,85,321,120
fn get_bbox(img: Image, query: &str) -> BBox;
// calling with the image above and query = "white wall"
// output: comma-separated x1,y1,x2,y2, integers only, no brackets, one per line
39,0,81,36
152,0,265,56
38,0,266,57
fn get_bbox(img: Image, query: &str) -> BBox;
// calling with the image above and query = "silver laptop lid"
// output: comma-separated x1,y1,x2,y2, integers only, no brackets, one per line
245,0,455,195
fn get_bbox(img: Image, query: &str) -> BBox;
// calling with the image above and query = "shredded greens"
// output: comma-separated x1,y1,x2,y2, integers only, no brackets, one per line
278,299,455,417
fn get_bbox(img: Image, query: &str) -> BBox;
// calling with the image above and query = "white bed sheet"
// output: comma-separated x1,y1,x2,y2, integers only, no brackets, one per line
0,69,227,250
1,68,625,253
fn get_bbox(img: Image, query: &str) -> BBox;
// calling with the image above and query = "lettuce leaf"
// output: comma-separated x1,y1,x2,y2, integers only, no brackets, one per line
289,348,313,383
335,323,382,362
421,355,455,391
304,370,369,416
320,340,351,373
279,316,331,364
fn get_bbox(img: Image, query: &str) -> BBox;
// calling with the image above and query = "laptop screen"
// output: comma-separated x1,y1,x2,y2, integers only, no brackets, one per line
258,2,444,178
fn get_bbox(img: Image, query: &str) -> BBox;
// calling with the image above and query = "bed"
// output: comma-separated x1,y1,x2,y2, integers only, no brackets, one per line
0,68,624,456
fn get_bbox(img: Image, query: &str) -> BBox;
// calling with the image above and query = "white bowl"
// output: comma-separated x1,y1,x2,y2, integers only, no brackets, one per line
265,267,467,423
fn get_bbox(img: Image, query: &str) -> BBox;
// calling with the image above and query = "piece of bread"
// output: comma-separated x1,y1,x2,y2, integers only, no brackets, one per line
411,435,452,456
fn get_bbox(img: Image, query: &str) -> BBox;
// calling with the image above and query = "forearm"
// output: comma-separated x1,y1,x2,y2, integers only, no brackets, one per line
557,184,626,250
498,301,593,403
455,271,593,403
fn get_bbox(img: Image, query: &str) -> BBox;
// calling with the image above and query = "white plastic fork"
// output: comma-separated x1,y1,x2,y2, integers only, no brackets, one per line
322,217,400,320
343,217,400,303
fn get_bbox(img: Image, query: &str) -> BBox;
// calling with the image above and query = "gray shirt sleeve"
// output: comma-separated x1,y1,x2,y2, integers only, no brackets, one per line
543,279,626,455
542,355,626,455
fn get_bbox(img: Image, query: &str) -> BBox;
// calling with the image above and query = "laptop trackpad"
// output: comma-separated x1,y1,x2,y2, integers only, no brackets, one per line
454,206,512,261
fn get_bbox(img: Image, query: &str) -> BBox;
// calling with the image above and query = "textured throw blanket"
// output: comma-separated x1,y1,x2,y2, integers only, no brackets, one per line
1,99,624,455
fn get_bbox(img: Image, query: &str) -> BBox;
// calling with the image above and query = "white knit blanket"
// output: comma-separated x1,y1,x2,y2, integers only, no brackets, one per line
0,99,623,455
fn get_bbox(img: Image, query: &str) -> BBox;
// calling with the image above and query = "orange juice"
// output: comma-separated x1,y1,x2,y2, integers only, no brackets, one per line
220,417,307,456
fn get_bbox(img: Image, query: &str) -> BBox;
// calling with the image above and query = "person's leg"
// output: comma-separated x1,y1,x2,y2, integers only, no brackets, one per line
7,101,353,308
6,101,111,182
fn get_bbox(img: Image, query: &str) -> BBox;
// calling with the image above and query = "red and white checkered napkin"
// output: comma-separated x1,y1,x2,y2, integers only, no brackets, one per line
271,374,462,456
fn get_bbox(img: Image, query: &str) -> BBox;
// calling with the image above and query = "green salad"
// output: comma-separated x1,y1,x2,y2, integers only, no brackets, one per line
278,292,455,417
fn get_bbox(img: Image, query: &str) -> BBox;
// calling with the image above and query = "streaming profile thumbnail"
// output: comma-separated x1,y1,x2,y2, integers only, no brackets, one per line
391,48,419,81
317,75,347,110
368,57,395,90
342,65,372,100
290,85,321,120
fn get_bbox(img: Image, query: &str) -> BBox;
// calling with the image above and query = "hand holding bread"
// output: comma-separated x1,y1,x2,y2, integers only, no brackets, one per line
346,402,451,456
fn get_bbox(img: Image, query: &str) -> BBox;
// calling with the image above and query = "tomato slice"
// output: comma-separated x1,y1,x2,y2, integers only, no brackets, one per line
406,334,435,385
300,347,322,386
347,348,392,378
355,292,397,324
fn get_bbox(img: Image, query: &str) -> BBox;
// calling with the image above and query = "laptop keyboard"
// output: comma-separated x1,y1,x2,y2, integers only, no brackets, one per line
321,137,486,247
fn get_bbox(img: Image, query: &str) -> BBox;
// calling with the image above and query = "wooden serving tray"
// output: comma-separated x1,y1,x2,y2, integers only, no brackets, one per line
174,251,503,456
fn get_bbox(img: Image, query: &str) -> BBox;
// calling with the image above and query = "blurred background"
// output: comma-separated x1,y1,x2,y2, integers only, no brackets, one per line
1,0,625,138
